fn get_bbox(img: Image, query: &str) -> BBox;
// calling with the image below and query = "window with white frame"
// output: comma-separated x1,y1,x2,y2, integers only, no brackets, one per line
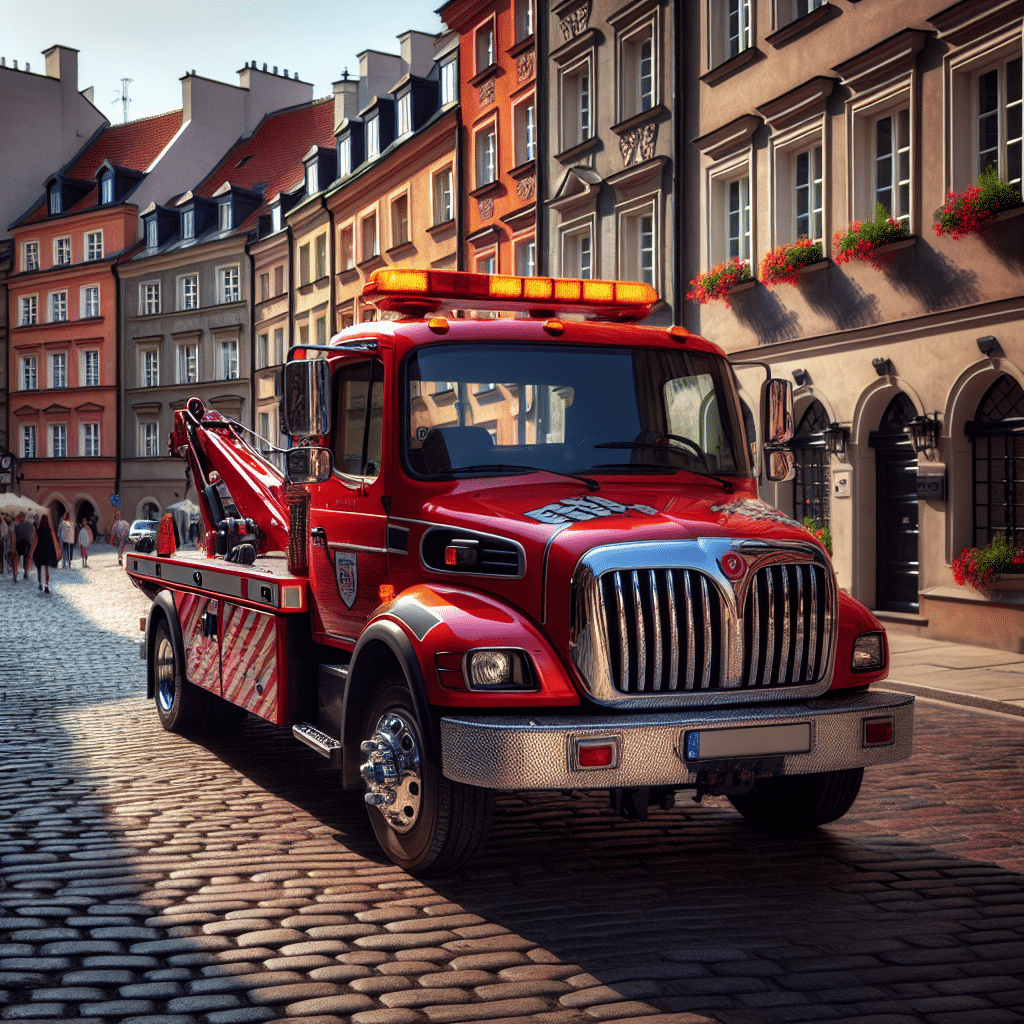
515,238,536,277
712,0,752,66
82,422,100,457
22,424,37,459
366,116,380,160
708,159,753,266
514,99,535,164
219,266,240,304
271,204,283,231
21,356,38,391
51,352,67,389
220,338,239,380
978,55,1022,187
391,194,409,248
316,233,327,278
142,282,161,315
306,162,319,195
397,93,412,137
777,0,826,28
562,224,594,279
50,423,67,458
361,211,378,260
515,0,533,40
621,23,655,118
257,332,269,369
85,231,103,261
146,219,158,248
101,174,114,205
82,285,100,319
620,203,657,286
219,202,232,231
440,58,457,106
84,350,100,387
142,348,160,388
299,243,311,286
141,420,161,457
476,21,495,73
340,224,354,269
476,123,497,186
259,412,271,441
274,327,284,364
433,166,454,223
182,209,195,239
794,145,823,242
260,273,270,302
176,343,199,384
23,241,39,272
50,290,68,322
338,136,352,176
55,236,71,265
19,295,37,326
561,60,593,150
477,254,496,275
874,108,911,225
49,189,61,215
179,273,199,310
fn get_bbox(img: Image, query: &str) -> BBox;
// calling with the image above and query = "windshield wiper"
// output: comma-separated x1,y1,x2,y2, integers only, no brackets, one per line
452,463,600,492
592,441,735,492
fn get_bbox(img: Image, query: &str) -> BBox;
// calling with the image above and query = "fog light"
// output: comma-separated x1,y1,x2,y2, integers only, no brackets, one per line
852,631,886,672
465,649,535,691
570,736,620,770
863,716,894,746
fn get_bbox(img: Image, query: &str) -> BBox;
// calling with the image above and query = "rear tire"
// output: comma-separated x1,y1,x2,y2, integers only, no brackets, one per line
153,617,208,734
728,767,864,831
360,675,493,874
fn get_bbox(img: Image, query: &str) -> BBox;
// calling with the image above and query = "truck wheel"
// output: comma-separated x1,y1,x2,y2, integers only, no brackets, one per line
153,618,208,734
360,676,493,874
727,767,863,831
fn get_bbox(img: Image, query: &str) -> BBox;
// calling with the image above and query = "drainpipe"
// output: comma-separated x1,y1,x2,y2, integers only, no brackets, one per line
324,194,336,337
246,238,256,429
112,254,123,503
456,108,465,272
535,14,546,274
674,1,684,326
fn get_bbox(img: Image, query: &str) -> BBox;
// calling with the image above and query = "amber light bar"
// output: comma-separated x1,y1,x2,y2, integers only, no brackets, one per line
363,268,658,321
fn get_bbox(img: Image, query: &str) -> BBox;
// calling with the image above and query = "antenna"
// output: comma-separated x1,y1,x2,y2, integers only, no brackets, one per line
112,78,132,123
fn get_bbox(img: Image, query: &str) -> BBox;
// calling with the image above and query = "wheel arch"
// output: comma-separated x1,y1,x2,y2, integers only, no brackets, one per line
146,591,184,700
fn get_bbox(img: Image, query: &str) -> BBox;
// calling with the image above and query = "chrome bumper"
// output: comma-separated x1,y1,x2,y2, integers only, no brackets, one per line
440,688,913,790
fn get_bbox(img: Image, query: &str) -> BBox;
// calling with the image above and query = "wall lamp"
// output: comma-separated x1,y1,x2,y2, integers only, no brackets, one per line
906,412,942,459
977,335,1000,358
792,368,811,387
823,422,851,460
872,357,894,377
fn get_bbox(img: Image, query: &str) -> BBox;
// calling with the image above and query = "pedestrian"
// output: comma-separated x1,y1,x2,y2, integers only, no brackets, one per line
78,518,93,568
109,510,131,567
0,515,11,575
30,514,59,594
58,511,75,568
12,512,34,582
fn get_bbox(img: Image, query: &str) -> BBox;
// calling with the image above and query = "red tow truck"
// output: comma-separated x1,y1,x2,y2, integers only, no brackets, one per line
128,268,913,874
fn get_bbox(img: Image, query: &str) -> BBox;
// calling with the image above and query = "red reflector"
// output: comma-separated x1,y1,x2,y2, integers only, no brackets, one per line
578,742,615,768
863,717,894,746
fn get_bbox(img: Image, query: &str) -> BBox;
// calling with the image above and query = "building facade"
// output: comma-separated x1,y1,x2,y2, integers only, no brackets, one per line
686,0,1024,649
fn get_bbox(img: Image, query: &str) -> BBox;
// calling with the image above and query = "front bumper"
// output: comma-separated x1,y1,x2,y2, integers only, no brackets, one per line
440,688,913,790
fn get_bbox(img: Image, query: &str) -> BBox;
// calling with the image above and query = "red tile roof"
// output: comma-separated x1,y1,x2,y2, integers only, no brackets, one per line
65,109,183,182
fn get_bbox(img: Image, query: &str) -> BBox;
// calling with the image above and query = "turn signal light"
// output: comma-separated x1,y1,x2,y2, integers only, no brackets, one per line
571,736,620,770
863,717,894,747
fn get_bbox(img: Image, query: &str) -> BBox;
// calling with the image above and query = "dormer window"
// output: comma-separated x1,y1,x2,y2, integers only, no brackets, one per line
367,116,380,160
219,203,232,231
49,188,61,215
397,93,412,137
146,219,158,249
101,174,113,205
440,58,457,106
306,163,319,195
271,205,282,232
338,136,352,176
182,209,194,239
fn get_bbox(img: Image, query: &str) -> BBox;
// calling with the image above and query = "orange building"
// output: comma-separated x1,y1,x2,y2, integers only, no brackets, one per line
440,0,538,278
7,112,182,531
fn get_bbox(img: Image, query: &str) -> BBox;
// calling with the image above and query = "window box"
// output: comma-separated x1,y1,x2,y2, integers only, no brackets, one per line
832,206,909,268
933,170,1024,239
686,257,753,307
759,240,825,288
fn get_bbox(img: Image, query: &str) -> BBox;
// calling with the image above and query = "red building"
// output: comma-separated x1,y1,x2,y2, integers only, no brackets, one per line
7,111,182,532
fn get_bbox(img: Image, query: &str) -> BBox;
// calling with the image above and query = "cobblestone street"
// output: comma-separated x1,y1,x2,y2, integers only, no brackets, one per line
1,549,1022,1024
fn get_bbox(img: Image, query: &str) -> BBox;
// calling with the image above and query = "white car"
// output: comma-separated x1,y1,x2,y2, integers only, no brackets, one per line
129,519,158,551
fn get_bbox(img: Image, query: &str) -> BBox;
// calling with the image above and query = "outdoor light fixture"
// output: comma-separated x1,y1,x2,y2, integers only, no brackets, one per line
906,412,942,459
977,335,999,358
872,357,894,377
823,422,851,459
792,368,811,387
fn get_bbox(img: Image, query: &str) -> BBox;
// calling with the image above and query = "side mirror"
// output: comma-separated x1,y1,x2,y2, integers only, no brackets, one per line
283,358,331,438
764,378,795,482
286,445,333,484
766,449,796,482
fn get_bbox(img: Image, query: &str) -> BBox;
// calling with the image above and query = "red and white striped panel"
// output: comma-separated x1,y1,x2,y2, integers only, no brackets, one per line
176,592,220,695
220,603,279,722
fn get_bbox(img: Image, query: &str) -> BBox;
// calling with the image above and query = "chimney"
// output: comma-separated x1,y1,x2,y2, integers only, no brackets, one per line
333,73,360,131
399,31,436,78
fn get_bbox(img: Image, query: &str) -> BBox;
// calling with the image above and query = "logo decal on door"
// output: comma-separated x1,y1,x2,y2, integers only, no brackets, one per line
335,552,358,608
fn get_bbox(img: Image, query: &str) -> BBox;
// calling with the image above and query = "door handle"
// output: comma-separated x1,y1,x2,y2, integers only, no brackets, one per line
311,526,327,547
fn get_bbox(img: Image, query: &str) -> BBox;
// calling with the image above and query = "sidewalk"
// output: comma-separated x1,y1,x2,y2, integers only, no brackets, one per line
884,627,1024,718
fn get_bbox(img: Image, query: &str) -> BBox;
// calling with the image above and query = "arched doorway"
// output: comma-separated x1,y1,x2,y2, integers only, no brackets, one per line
967,374,1024,547
76,498,96,530
870,393,918,612
792,401,830,527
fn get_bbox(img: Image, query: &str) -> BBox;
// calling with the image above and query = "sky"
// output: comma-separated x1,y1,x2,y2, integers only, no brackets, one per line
3,1,446,123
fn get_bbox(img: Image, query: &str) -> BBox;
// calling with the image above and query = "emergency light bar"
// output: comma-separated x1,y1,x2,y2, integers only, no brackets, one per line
362,267,658,321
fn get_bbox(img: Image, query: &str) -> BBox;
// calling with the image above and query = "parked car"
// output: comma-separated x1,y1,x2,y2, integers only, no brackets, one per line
129,519,158,552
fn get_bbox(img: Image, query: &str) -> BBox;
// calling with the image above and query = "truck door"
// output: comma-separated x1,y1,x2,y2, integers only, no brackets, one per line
308,357,389,644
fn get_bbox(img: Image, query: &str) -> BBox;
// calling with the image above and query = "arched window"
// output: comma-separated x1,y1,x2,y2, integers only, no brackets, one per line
792,400,830,524
968,375,1024,547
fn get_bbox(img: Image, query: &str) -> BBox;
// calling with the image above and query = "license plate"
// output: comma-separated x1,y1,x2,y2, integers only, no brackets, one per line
682,723,811,762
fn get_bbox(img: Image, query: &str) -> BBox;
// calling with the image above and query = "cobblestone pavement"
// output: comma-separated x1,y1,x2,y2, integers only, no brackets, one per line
1,549,1022,1024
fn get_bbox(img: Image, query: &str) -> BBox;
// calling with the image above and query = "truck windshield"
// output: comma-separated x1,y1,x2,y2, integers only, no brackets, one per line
404,344,753,482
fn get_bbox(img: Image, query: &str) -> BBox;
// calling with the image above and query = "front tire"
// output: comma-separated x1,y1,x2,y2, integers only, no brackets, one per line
727,767,864,831
360,675,493,874
153,617,208,734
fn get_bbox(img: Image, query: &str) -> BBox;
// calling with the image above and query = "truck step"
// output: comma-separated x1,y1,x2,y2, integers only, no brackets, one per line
293,722,343,766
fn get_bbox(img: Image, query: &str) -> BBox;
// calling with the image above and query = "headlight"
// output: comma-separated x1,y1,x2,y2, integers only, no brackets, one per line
852,632,886,672
466,649,536,691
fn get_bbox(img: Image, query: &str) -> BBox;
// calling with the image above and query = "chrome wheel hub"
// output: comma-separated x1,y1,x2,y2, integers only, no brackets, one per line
360,711,422,833
155,636,176,711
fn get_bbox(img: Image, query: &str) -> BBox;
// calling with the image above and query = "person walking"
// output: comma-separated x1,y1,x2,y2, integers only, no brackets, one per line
12,513,34,582
77,518,93,568
30,514,59,593
109,510,131,566
57,512,75,568
0,515,11,576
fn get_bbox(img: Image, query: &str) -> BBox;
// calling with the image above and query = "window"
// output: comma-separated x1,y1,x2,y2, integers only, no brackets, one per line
19,295,37,326
50,423,67,459
316,316,327,345
709,169,753,265
712,0,752,66
101,174,113,205
51,352,67,389
978,56,1022,188
23,241,39,272
793,402,830,525
433,166,454,224
515,239,536,277
22,424,37,460
220,338,239,380
274,327,284,365
271,204,282,232
622,25,655,117
440,58,457,106
298,323,310,345
340,224,355,270
316,233,327,279
220,266,240,304
182,209,195,239
478,254,496,275
331,361,384,479
562,227,593,279
561,61,593,150
141,421,161,457
794,145,823,242
21,356,38,391
874,109,910,226
82,285,100,319
476,124,497,187
49,189,61,215
179,274,198,311
85,231,103,261
177,343,199,384
219,202,232,231
50,290,68,322
299,243,311,286
257,332,269,369
142,282,161,316
82,422,100,457
970,375,1024,547
397,93,412,137
362,212,378,260
274,265,284,294
84,350,100,387
55,237,71,265
476,22,495,73
146,219,158,248
260,273,270,302
259,412,271,441
307,162,319,195
366,116,380,161
143,348,160,388
516,0,533,40
338,136,352,176
391,195,409,248
514,100,535,164
621,206,656,286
